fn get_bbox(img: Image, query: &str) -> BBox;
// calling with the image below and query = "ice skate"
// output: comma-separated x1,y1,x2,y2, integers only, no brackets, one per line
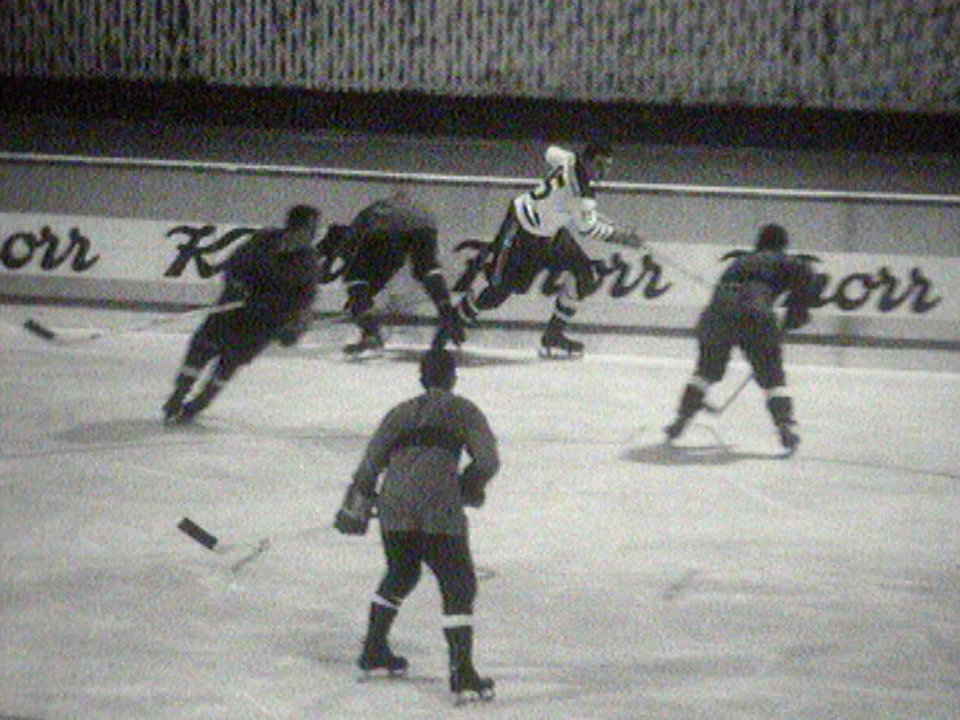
777,423,800,455
162,398,186,426
450,665,495,705
357,643,408,680
539,317,584,358
663,416,688,443
344,331,385,360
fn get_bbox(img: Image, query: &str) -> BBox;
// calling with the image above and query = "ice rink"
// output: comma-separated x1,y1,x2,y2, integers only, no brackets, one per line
2,305,958,720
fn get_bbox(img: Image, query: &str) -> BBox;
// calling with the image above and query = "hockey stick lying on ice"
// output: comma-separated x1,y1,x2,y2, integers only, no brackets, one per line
23,301,245,346
177,517,271,574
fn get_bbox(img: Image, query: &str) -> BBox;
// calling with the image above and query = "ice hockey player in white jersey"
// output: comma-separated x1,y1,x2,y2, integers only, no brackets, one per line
453,141,642,356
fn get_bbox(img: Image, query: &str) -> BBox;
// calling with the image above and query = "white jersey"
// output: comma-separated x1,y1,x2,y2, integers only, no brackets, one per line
513,146,614,242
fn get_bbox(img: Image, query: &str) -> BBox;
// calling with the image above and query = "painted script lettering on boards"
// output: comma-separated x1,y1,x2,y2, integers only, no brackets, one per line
164,225,257,278
721,250,942,314
449,240,943,315
0,226,100,272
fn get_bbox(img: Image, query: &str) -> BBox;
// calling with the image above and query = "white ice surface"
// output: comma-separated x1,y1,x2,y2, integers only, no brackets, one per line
1,307,958,720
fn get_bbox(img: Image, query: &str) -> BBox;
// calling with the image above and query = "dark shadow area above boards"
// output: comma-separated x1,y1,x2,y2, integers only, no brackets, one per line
2,76,958,154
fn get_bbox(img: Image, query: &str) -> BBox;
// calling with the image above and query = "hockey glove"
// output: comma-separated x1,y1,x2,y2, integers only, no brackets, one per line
458,466,487,508
782,302,810,331
334,484,377,535
611,230,645,249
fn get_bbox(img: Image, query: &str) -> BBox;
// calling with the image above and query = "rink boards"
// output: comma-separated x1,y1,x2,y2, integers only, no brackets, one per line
1,151,959,350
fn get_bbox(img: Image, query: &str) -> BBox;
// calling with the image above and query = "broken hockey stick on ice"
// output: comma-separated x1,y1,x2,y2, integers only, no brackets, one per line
177,516,271,573
23,301,245,346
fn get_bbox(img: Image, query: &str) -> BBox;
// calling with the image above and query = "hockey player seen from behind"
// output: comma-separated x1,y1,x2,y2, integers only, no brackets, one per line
162,204,321,424
317,190,466,358
334,349,500,704
663,223,817,453
453,141,643,357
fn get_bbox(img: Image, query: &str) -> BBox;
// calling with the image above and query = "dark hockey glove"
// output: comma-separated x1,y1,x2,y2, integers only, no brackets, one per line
782,303,810,331
610,230,645,249
458,467,487,508
333,484,377,535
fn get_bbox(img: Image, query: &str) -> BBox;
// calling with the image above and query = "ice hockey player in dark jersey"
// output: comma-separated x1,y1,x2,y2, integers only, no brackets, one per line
317,191,465,357
453,141,642,357
162,204,321,424
334,349,500,704
663,223,816,453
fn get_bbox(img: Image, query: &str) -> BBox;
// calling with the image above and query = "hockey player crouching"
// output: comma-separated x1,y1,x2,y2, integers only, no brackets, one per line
663,223,817,453
162,204,321,424
334,349,500,703
317,190,466,357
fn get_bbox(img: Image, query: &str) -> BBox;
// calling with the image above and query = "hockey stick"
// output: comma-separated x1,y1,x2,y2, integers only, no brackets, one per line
597,215,714,290
703,372,753,415
701,317,791,416
644,243,713,290
177,517,271,573
23,301,245,346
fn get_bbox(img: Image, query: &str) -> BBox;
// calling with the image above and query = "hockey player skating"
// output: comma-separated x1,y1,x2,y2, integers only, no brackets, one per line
663,223,816,453
334,349,500,704
162,204,321,424
453,141,642,357
317,191,466,357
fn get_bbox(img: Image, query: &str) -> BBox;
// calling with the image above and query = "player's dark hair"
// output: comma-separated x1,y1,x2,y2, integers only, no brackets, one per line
286,204,319,229
756,223,789,251
582,141,614,161
420,348,457,390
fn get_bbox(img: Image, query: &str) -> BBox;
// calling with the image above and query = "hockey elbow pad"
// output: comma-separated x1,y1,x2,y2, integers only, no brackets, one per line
334,484,376,535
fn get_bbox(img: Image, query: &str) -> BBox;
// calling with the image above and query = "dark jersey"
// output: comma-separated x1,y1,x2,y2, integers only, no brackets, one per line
695,250,815,387
202,229,319,361
353,388,499,536
352,195,437,237
225,229,317,324
709,250,814,323
344,195,442,288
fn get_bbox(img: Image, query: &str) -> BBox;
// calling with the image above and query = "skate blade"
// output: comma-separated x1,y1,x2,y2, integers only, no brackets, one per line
344,348,386,362
453,687,495,706
357,667,409,682
538,347,583,360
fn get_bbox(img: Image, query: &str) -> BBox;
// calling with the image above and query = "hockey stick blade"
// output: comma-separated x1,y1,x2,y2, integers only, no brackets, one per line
178,517,219,550
177,517,270,573
23,318,58,341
